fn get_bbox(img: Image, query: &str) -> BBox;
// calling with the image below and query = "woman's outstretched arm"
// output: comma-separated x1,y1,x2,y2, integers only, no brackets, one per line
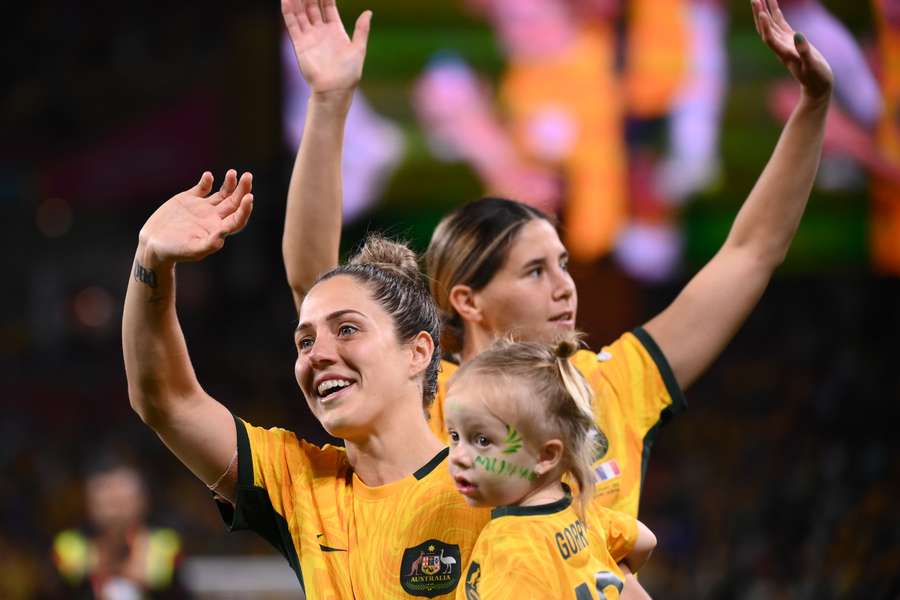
122,170,253,501
643,0,833,390
281,0,371,312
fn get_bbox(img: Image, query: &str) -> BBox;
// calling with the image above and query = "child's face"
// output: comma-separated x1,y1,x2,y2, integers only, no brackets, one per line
445,375,542,507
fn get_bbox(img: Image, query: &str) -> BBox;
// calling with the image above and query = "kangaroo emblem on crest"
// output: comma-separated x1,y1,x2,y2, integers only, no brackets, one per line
407,551,425,576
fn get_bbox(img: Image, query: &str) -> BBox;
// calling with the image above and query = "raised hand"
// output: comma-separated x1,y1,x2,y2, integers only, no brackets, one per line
138,170,254,264
751,0,833,101
281,0,372,95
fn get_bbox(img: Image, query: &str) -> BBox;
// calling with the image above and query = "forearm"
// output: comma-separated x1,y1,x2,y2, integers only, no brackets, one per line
283,92,351,311
618,563,653,600
725,90,829,265
122,245,204,426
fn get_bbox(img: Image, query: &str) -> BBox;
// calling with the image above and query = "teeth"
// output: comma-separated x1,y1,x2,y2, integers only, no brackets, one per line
317,379,352,396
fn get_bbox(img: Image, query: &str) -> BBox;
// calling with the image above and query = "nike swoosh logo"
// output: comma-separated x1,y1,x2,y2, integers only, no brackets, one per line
317,533,347,552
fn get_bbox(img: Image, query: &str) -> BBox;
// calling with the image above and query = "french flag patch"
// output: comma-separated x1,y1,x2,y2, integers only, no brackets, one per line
594,459,621,481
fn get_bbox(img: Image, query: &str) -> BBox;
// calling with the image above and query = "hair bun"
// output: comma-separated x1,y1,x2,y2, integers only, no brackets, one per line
349,234,420,280
554,333,584,361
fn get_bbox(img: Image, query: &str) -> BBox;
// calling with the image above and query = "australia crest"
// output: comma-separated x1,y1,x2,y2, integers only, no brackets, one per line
400,539,461,597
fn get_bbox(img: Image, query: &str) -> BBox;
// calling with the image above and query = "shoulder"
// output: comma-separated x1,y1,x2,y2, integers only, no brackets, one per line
241,419,346,463
52,530,90,581
237,418,350,491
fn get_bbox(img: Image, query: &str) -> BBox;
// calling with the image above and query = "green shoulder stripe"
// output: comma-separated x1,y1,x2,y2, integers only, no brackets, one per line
631,327,688,509
216,414,305,592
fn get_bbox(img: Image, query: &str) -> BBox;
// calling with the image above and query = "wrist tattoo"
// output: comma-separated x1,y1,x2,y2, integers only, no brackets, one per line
133,262,158,288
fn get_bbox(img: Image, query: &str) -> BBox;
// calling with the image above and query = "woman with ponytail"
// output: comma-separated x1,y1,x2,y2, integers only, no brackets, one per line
445,334,656,599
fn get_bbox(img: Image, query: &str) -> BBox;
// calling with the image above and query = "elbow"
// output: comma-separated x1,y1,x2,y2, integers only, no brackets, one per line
627,521,657,572
281,251,316,301
637,521,657,556
126,379,176,430
724,237,790,273
128,387,164,429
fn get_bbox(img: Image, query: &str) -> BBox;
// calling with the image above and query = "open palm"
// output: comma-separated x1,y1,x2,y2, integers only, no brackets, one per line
752,0,833,100
139,170,254,264
282,0,372,94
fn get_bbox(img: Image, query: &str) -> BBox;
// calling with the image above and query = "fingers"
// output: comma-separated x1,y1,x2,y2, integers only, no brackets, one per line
190,172,214,197
211,169,237,205
216,172,253,218
321,0,340,23
352,10,372,52
771,3,791,32
757,8,796,59
751,0,762,36
305,0,323,26
283,0,310,33
221,194,255,236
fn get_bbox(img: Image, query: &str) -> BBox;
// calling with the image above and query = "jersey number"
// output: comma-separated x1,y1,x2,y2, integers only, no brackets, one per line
574,572,624,600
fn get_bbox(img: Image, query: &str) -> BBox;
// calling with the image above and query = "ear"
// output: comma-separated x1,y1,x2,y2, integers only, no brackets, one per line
407,331,436,380
449,283,483,324
533,439,564,476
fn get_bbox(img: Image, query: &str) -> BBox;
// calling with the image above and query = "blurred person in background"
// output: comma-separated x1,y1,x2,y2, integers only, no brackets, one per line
414,0,632,263
765,0,900,273
870,0,900,273
51,456,190,600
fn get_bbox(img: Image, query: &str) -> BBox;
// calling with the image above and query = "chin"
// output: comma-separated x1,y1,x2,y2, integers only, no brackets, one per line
316,411,362,440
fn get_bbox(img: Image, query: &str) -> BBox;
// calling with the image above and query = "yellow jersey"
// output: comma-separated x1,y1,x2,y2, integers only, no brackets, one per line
429,328,686,518
457,494,637,600
218,416,491,599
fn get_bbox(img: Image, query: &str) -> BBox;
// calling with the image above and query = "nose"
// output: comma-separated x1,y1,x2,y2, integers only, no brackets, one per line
550,265,575,302
307,333,338,369
449,442,473,469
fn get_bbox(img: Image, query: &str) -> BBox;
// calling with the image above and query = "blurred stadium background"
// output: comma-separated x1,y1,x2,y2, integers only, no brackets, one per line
2,0,899,598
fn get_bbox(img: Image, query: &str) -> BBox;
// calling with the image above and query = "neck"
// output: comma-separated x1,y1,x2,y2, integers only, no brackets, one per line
459,324,495,364
516,479,567,508
345,406,445,487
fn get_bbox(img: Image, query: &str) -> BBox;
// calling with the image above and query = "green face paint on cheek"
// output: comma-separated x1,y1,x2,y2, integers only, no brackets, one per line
502,425,524,455
474,455,537,482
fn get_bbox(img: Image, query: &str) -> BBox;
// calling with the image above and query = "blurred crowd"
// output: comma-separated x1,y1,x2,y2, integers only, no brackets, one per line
3,1,900,598
288,0,900,279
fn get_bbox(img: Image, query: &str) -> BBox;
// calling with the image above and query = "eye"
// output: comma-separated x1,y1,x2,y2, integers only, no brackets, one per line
297,336,314,351
527,265,543,278
338,324,358,337
559,255,569,271
448,430,460,445
475,435,491,448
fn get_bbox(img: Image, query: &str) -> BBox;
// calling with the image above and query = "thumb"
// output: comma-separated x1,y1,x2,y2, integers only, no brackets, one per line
352,10,372,52
793,32,812,61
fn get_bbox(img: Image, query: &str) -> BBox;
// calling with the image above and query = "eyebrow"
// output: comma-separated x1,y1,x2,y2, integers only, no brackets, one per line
521,257,547,271
296,309,367,333
521,250,568,271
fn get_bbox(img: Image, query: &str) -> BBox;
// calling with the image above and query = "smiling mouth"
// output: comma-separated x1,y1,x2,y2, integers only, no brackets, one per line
315,378,356,402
